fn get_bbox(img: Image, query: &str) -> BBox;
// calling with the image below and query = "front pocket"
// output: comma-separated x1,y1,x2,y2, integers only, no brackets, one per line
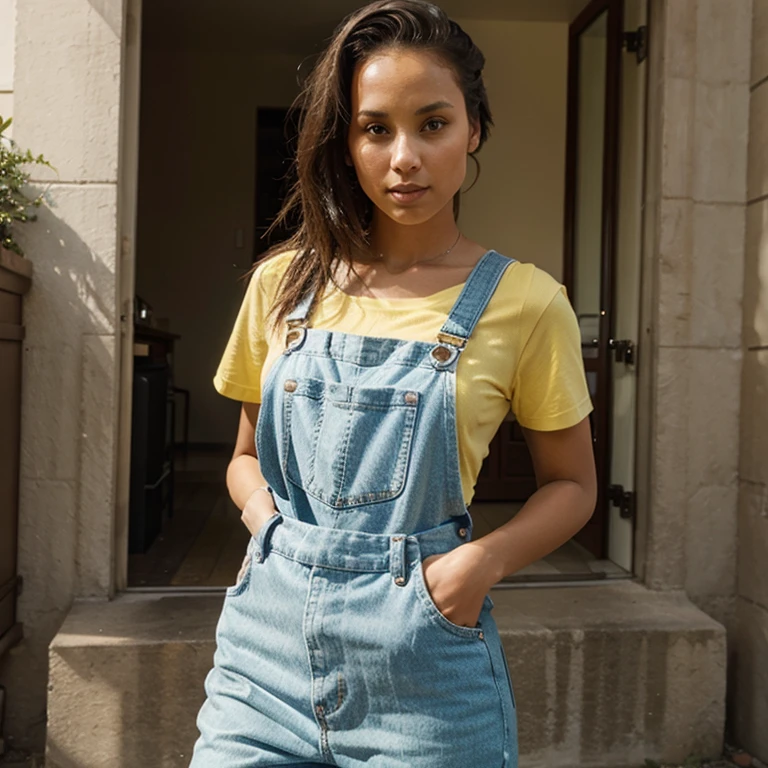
282,377,419,509
225,550,253,598
411,555,486,640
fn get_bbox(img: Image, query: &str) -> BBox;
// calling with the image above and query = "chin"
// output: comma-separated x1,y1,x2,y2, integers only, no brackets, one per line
378,199,446,225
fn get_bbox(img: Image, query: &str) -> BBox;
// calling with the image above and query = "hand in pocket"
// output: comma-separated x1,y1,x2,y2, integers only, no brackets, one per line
241,488,277,538
421,547,493,628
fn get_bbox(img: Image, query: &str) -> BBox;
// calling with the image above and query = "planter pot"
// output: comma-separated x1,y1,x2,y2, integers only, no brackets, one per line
0,246,32,657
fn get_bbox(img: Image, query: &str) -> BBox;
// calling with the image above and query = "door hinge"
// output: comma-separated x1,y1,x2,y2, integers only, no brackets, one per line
607,485,636,520
622,26,648,64
608,338,635,365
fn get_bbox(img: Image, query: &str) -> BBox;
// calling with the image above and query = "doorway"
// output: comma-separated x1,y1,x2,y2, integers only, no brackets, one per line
120,0,647,589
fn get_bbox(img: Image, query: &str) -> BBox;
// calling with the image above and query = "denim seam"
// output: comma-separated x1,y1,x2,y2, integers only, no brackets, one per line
306,392,327,491
328,398,353,506
283,346,430,370
224,552,253,598
484,640,512,765
267,548,391,573
281,392,293,481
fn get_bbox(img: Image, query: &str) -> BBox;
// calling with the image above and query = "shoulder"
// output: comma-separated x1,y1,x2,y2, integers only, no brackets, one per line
252,248,298,286
493,257,569,327
246,249,299,302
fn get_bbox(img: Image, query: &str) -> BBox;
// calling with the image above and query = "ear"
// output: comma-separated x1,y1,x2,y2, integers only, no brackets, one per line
468,119,481,154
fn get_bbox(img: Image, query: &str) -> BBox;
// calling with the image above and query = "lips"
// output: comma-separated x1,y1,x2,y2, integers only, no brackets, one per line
388,186,429,202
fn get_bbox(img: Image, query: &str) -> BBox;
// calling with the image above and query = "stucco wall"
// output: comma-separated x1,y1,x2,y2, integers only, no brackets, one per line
733,0,768,759
0,0,14,126
639,0,749,630
0,0,125,754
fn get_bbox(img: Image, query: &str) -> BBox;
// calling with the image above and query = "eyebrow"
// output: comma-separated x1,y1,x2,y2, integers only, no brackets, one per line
357,100,455,118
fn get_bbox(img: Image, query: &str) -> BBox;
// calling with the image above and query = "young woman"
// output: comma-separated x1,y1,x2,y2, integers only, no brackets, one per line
190,1,597,766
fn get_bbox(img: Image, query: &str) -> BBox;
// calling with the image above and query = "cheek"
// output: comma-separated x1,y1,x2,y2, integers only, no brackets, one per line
356,143,388,175
434,135,469,168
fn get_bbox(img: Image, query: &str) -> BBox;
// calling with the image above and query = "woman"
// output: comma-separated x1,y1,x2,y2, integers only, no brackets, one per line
190,1,597,766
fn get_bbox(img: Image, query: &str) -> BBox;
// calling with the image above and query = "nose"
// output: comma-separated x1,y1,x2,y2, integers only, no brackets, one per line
390,131,421,174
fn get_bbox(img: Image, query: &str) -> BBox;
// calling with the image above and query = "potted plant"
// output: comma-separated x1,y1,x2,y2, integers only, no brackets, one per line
0,114,55,257
0,115,55,660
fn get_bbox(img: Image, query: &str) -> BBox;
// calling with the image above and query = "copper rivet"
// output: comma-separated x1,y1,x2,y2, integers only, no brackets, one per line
392,535,403,542
395,576,406,586
457,527,467,538
431,346,451,362
284,379,297,392
404,391,417,404
478,631,484,640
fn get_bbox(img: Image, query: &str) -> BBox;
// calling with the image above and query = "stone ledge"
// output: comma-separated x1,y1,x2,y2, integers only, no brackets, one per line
46,582,726,768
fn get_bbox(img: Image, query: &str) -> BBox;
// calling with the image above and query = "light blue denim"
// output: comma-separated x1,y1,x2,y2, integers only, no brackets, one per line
191,249,519,767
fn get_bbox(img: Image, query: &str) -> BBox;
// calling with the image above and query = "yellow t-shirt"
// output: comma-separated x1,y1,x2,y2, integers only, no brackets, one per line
214,250,593,505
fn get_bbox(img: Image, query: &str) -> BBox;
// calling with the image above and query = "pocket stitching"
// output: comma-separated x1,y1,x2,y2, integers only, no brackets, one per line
225,553,254,598
283,379,420,509
482,637,512,764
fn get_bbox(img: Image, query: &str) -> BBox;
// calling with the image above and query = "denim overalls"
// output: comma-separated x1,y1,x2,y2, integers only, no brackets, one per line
191,249,518,767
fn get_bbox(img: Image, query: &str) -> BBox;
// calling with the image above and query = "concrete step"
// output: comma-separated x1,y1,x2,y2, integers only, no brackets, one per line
46,582,725,768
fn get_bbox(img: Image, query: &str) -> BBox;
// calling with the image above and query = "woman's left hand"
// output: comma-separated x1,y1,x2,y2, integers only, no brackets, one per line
421,545,495,628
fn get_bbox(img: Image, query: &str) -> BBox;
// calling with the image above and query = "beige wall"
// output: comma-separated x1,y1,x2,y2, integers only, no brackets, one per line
640,0,749,625
0,0,125,755
0,0,15,125
455,19,567,277
734,0,768,759
135,19,568,445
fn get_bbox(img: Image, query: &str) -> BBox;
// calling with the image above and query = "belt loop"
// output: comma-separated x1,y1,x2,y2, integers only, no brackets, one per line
253,513,283,563
390,534,407,586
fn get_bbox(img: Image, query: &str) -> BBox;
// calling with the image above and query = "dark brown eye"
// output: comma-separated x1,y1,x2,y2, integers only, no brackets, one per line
424,118,447,132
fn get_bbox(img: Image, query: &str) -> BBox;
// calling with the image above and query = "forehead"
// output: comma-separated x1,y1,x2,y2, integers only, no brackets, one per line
350,49,460,106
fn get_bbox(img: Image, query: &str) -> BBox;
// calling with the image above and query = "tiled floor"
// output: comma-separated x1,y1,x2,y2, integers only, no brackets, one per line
128,449,628,588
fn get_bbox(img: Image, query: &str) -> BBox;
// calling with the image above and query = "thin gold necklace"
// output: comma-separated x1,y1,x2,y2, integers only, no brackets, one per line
370,230,463,275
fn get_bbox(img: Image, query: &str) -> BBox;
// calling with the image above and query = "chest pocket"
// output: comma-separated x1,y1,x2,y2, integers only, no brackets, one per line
281,377,420,509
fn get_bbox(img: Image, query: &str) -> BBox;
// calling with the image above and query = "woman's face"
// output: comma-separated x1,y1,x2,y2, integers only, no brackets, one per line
346,48,480,227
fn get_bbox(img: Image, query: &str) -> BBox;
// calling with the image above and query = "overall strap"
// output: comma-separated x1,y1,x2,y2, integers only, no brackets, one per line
285,286,317,327
437,250,515,347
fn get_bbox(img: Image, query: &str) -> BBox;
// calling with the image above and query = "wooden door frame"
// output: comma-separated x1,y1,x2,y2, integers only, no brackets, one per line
563,0,624,557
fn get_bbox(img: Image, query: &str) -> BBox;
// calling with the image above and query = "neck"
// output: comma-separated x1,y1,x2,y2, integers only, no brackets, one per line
365,203,460,272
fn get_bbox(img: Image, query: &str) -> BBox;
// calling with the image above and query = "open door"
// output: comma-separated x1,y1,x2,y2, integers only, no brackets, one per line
564,0,645,564
607,0,646,571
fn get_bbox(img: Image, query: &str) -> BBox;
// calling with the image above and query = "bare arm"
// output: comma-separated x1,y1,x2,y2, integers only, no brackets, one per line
228,402,278,534
463,416,598,584
421,416,597,627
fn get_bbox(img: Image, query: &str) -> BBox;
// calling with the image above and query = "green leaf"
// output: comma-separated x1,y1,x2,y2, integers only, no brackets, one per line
0,114,57,256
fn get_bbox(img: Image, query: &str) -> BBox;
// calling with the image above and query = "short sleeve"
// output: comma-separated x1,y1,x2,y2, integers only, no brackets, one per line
213,269,270,403
511,286,594,431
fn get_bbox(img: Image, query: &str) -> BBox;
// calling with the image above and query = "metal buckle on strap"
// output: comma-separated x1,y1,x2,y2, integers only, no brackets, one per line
285,317,308,348
436,331,468,349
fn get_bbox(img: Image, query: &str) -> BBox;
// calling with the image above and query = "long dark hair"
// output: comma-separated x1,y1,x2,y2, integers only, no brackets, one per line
256,0,494,334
